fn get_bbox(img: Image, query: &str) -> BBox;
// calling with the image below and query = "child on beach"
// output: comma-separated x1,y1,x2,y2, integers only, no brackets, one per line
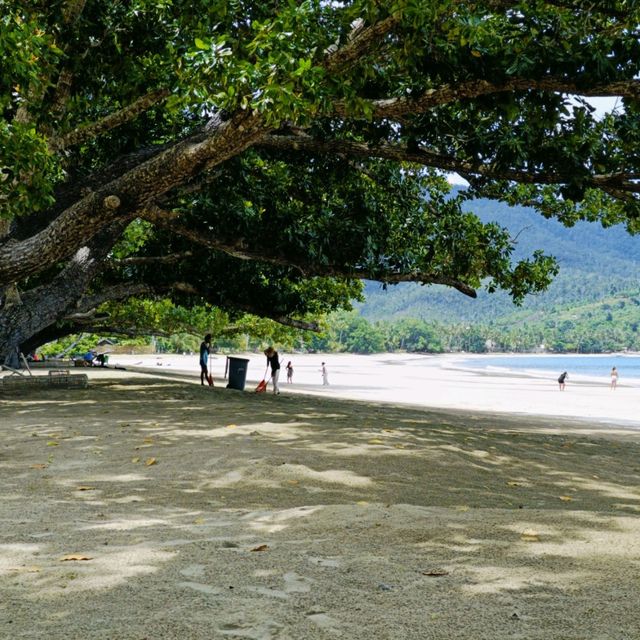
321,362,329,386
610,366,618,390
286,361,293,383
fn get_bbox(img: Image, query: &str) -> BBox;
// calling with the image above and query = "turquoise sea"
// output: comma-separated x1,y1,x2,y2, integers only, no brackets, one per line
461,354,640,383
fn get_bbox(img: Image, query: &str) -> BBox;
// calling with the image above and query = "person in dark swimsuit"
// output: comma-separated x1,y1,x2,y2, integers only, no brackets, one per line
558,371,568,391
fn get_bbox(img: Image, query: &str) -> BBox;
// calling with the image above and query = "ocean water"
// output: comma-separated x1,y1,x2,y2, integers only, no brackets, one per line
462,354,640,382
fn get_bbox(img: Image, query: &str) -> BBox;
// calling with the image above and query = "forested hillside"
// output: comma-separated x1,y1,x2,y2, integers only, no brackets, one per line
359,194,640,325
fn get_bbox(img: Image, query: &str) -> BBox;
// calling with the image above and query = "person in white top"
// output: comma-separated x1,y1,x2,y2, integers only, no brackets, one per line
321,362,329,386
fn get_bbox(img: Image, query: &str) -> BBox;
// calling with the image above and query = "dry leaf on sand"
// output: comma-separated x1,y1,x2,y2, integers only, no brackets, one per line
145,457,157,466
520,530,540,542
250,544,269,552
60,554,92,562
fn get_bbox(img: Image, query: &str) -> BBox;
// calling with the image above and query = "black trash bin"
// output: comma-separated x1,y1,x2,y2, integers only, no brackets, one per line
226,357,250,390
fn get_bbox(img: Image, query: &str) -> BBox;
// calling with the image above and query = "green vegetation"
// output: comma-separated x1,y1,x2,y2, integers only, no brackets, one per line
3,2,640,366
355,193,640,353
307,296,640,354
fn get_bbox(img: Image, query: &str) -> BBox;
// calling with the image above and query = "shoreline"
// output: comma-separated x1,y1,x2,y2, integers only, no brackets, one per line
445,352,640,384
105,352,640,429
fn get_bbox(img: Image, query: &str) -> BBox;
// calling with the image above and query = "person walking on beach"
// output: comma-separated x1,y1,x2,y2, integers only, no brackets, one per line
558,371,568,391
264,347,281,394
286,361,293,384
610,366,619,390
199,334,212,386
321,362,329,386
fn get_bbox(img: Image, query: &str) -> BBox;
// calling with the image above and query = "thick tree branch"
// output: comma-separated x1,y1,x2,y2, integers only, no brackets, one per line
333,78,640,121
113,251,193,266
74,282,320,335
324,14,401,74
65,324,172,339
61,0,88,26
140,206,298,268
481,0,632,21
140,206,305,270
0,110,267,288
51,89,171,151
1,222,127,364
34,1,88,130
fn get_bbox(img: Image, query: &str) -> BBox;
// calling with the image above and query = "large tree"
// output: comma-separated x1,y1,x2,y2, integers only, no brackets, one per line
2,0,640,365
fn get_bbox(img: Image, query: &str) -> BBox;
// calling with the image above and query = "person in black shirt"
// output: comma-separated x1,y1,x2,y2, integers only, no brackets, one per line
264,347,280,394
200,334,212,386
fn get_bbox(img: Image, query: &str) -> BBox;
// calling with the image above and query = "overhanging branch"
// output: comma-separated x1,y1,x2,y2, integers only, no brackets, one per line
260,132,640,194
225,304,320,331
73,281,321,334
140,206,477,297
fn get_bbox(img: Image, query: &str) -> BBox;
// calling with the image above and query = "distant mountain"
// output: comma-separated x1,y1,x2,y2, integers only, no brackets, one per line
358,196,640,324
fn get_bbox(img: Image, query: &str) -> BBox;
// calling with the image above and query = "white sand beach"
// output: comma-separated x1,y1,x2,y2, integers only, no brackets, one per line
111,352,640,428
2,359,640,638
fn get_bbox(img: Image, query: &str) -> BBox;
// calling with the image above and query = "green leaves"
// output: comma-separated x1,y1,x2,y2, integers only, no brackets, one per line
99,299,230,337
4,0,640,357
194,37,209,51
0,121,61,218
111,220,155,260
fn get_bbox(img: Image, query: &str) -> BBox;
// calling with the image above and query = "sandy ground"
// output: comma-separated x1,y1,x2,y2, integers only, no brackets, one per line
1,365,640,639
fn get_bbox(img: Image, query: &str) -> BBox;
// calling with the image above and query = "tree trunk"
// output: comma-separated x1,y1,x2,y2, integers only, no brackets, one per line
0,223,126,366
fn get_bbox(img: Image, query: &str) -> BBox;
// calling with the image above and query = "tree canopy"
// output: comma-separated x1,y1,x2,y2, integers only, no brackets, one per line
2,0,640,364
